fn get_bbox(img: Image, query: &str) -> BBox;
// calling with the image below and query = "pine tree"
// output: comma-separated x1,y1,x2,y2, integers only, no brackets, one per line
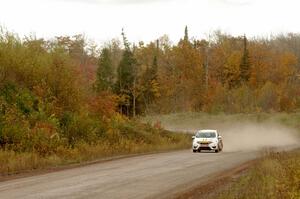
115,29,137,116
240,35,251,82
184,26,189,42
151,56,158,80
116,29,135,92
116,50,136,92
178,26,192,49
96,48,113,91
140,55,159,113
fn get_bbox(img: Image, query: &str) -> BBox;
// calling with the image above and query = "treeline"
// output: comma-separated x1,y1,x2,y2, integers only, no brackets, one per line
1,27,300,119
96,27,300,115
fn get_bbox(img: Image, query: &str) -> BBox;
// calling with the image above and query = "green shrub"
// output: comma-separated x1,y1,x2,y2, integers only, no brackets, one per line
60,111,106,145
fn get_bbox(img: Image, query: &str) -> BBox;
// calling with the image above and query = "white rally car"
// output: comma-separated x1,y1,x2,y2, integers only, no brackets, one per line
192,129,223,153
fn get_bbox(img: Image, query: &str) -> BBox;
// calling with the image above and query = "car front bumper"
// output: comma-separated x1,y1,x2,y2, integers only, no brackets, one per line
192,142,218,151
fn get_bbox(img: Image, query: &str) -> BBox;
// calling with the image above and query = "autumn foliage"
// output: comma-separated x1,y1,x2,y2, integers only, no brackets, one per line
0,27,299,168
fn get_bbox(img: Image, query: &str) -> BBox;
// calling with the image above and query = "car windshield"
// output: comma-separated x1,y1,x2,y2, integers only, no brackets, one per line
195,132,216,138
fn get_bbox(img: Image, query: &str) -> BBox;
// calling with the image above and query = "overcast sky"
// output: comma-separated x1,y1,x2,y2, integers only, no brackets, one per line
0,0,299,44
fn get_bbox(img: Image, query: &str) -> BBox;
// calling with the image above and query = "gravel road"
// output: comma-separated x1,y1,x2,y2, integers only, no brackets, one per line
0,150,258,199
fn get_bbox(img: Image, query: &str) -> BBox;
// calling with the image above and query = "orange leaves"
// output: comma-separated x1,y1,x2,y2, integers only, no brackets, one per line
273,52,297,83
87,92,118,119
249,42,297,87
223,51,242,88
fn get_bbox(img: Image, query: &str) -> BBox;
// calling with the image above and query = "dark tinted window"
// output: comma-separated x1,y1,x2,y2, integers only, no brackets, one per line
196,132,216,138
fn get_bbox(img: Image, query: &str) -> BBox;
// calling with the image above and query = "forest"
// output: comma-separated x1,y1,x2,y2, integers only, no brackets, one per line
0,26,299,173
97,27,300,115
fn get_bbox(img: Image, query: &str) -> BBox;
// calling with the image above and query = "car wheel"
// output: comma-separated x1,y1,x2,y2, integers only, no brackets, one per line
193,150,197,153
198,149,201,153
215,149,219,153
217,144,222,152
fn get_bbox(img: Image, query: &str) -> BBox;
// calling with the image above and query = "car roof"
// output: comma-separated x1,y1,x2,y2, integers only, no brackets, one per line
197,129,217,133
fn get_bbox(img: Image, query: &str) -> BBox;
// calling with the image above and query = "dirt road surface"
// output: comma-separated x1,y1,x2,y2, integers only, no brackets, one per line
0,150,259,199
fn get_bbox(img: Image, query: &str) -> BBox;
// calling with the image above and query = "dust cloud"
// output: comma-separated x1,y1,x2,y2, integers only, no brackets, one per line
219,122,300,152
165,122,300,152
145,114,300,152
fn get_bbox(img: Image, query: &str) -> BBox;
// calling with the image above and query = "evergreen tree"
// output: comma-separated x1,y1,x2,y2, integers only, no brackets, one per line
240,35,251,82
96,48,113,91
184,26,189,42
179,26,192,48
115,29,137,116
151,55,158,80
143,56,159,99
116,29,136,91
116,50,136,92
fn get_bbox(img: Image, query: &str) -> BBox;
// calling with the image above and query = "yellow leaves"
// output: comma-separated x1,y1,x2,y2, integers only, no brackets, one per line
249,42,297,87
116,93,130,106
112,112,128,124
150,79,160,98
276,52,297,80
223,50,242,88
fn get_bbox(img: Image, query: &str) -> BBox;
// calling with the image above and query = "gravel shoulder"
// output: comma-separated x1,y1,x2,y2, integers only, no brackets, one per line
170,159,257,199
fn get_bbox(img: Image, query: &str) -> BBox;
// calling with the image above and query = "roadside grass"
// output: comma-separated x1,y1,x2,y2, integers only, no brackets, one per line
216,150,300,199
0,126,190,176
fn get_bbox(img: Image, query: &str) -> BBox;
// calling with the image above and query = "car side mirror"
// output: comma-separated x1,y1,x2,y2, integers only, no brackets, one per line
192,136,195,139
218,135,222,139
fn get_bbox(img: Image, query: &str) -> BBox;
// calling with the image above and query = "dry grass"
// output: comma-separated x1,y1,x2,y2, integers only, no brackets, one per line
0,151,59,175
0,132,190,176
216,150,300,199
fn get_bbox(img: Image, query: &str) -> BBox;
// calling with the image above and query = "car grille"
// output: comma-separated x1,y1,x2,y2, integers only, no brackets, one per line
199,147,211,150
198,141,212,144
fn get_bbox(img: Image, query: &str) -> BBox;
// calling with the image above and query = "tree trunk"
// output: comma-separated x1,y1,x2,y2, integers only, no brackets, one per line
132,77,136,118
